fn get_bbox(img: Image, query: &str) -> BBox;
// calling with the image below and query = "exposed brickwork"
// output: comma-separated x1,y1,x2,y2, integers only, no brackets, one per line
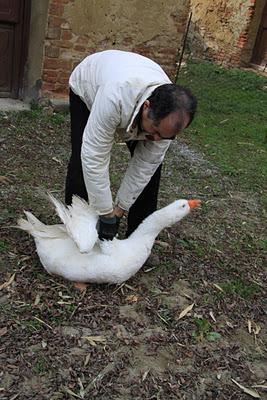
189,0,265,67
41,0,190,99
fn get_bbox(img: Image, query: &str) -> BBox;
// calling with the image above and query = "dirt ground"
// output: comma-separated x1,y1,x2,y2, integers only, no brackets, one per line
0,109,266,399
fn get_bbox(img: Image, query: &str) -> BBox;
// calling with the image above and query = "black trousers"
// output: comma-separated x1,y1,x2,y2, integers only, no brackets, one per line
65,89,162,236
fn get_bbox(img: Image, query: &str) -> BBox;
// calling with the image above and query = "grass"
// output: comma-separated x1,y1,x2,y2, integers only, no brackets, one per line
32,356,50,375
220,278,260,299
0,240,9,253
178,61,267,198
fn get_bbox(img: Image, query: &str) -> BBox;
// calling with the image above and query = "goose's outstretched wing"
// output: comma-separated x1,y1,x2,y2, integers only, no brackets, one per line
48,194,98,253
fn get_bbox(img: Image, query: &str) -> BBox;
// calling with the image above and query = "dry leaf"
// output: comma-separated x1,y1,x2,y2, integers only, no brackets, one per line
0,327,8,337
126,295,139,303
253,323,261,335
252,385,267,389
178,303,194,320
57,301,73,305
144,266,157,273
124,283,136,291
142,370,150,382
155,240,170,248
248,320,261,336
0,273,15,290
84,354,90,367
74,282,88,292
248,320,252,334
52,157,62,165
237,142,254,146
209,311,216,322
58,291,72,299
17,255,31,265
213,283,224,293
232,379,261,398
77,377,85,399
181,292,192,300
63,387,83,399
226,321,234,329
82,335,106,346
0,175,12,184
34,294,41,306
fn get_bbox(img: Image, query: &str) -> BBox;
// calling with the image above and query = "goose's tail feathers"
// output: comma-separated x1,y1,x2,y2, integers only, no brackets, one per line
17,211,66,239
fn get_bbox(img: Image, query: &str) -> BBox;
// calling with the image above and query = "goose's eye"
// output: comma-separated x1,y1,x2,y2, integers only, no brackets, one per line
182,204,186,208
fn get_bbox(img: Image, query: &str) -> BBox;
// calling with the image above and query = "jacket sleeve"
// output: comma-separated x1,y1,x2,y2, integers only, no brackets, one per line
81,85,121,215
115,139,171,211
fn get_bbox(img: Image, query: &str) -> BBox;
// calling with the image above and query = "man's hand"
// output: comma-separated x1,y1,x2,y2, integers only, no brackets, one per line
114,205,125,218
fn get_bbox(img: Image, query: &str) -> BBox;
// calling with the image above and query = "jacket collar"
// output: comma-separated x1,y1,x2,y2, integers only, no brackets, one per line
126,83,166,133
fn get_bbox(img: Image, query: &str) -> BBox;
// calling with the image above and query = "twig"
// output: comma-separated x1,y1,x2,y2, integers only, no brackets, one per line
84,361,116,394
69,291,89,320
33,316,53,330
113,283,125,294
156,312,169,325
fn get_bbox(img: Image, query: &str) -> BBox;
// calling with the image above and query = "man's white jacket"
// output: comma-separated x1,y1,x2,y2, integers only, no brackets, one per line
69,50,172,215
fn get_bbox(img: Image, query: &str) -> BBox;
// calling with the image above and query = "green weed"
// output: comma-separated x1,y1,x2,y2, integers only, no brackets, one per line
49,112,67,125
32,355,50,375
23,318,43,332
0,240,9,253
21,104,43,120
192,318,221,342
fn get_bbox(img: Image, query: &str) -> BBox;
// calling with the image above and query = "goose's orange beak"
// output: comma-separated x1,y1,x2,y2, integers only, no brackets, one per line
188,199,201,209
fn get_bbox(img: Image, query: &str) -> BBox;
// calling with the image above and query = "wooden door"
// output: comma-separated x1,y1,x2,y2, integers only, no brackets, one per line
252,1,267,66
0,0,31,98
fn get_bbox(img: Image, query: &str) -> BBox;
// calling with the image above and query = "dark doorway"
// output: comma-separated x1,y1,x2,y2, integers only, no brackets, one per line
252,1,267,66
0,0,31,98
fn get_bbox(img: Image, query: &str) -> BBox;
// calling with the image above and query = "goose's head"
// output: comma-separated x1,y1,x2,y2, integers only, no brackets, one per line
161,199,201,226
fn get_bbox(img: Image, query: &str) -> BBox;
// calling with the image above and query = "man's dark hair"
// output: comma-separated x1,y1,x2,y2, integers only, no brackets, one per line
147,84,197,128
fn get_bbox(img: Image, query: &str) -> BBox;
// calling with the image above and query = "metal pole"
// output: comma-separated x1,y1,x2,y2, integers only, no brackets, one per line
175,11,192,82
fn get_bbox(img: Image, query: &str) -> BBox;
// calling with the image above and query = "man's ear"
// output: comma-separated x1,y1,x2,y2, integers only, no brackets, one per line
143,100,150,110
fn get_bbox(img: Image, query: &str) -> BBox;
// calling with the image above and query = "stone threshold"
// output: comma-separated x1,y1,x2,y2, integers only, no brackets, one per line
0,98,31,112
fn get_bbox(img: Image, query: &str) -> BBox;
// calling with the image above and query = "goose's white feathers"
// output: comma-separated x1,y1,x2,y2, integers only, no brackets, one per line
17,196,200,284
47,194,98,253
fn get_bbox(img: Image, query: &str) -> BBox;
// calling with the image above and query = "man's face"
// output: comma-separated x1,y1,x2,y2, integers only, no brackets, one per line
141,100,190,141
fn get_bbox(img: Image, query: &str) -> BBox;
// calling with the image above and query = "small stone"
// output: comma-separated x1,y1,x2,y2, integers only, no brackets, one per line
144,254,160,267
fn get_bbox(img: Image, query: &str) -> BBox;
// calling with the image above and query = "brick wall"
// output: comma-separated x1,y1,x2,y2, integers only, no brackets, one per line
41,0,190,99
188,0,265,67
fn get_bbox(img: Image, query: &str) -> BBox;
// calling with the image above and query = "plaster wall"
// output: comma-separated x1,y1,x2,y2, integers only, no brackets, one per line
189,0,265,66
24,0,49,101
42,0,190,98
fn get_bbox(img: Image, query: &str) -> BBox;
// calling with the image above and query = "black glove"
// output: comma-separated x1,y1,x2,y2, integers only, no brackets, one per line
98,215,120,241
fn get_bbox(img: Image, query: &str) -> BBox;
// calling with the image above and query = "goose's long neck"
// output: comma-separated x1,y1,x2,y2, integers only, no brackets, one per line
129,206,172,244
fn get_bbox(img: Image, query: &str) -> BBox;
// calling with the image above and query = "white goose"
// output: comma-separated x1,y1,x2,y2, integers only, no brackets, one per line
17,196,200,284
